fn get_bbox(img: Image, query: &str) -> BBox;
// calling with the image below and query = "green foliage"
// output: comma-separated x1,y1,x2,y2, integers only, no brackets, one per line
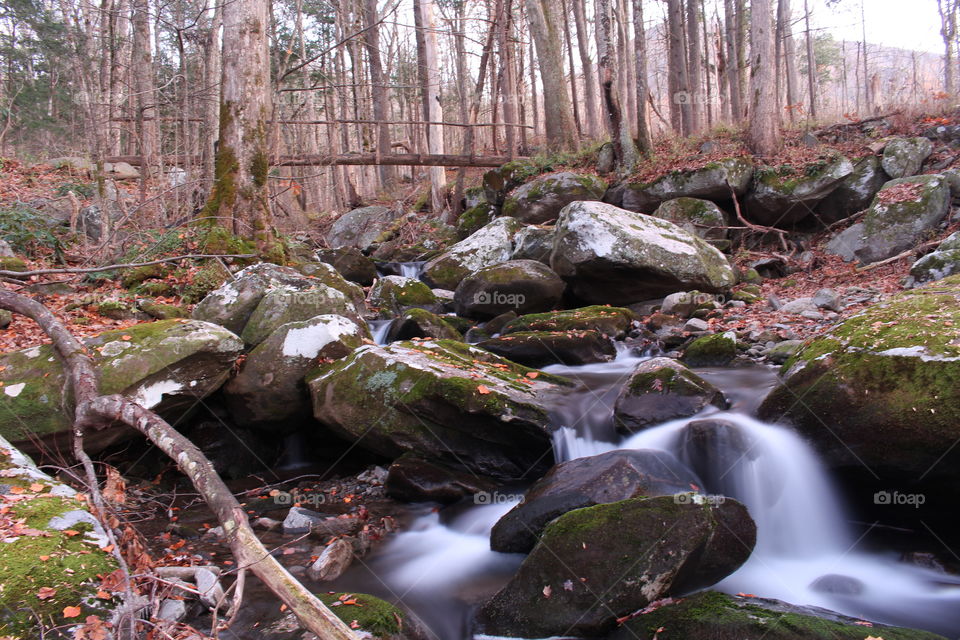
0,204,63,254
54,180,94,198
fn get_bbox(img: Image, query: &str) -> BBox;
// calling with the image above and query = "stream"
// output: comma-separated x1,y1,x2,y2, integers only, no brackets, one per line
326,348,960,639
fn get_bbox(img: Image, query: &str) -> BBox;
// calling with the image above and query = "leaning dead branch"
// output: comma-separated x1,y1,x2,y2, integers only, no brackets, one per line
0,253,256,278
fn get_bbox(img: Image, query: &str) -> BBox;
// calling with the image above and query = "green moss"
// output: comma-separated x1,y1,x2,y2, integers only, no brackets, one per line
503,306,636,338
251,149,269,189
457,203,496,239
201,226,257,258
140,302,187,320
96,300,135,320
683,332,738,367
181,262,231,304
0,495,117,635
0,256,27,272
121,263,169,289
133,280,175,297
316,592,406,638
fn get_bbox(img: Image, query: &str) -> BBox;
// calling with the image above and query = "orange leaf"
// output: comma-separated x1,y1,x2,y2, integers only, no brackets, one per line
476,385,491,395
29,483,44,493
95,590,111,600
38,555,50,561
63,605,82,618
37,587,57,600
63,529,81,537
9,486,24,494
120,335,132,341
526,371,539,379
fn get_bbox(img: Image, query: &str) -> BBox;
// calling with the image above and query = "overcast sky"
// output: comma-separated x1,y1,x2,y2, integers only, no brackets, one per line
811,0,943,54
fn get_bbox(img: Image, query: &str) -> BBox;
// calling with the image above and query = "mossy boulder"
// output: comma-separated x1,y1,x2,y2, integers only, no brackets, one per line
193,263,364,346
224,314,369,428
745,155,854,227
0,319,244,453
683,331,739,367
502,171,607,224
0,436,118,636
610,591,948,640
757,276,960,490
307,340,572,479
0,256,28,274
613,357,728,434
120,262,170,289
318,247,378,285
453,260,565,319
456,202,497,239
474,495,756,638
910,231,960,283
815,155,889,223
550,201,736,305
882,136,934,178
369,275,441,317
490,449,704,553
653,197,729,241
139,301,187,320
483,159,541,205
479,329,615,368
311,592,421,640
826,174,952,265
622,157,754,212
421,217,523,290
384,308,462,342
501,305,637,340
509,225,555,264
326,205,401,251
0,309,11,329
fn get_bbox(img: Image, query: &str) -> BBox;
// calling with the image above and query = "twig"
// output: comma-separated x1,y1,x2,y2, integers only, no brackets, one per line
855,240,941,272
0,253,256,278
728,186,790,252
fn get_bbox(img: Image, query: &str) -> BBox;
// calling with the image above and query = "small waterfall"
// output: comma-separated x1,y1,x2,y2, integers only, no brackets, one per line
369,319,394,345
375,261,426,280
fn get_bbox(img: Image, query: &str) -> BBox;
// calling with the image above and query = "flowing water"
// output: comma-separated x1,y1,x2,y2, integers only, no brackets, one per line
329,350,960,638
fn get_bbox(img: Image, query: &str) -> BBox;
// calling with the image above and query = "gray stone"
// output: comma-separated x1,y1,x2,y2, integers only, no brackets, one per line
745,155,854,226
652,197,728,240
812,288,842,311
780,297,818,315
767,339,803,364
307,538,354,582
326,205,400,251
910,231,960,283
283,506,327,535
882,137,934,179
0,239,14,258
368,275,441,317
510,225,555,264
502,171,607,224
421,217,524,290
684,317,710,332
622,157,754,212
453,260,565,319
194,567,226,609
816,156,889,224
157,598,188,622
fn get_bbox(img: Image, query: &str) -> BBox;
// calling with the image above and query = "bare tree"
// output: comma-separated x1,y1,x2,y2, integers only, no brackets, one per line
667,0,692,135
777,0,800,123
413,0,447,215
572,0,600,138
938,0,958,93
361,0,395,188
748,0,782,156
525,0,577,150
723,0,743,121
597,0,637,169
686,0,704,132
633,0,652,153
803,0,818,119
130,0,157,182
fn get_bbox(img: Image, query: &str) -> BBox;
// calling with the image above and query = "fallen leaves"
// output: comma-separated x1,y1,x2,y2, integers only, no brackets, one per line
476,384,491,395
36,586,57,600
62,605,82,618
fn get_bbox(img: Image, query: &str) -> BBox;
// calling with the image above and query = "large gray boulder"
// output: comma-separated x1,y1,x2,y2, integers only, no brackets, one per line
815,155,889,223
910,231,960,283
223,314,369,428
326,205,400,250
502,172,607,224
745,155,854,227
509,225,555,263
490,449,703,553
475,495,756,638
652,197,728,241
479,329,616,367
882,136,934,179
239,279,362,347
621,157,754,212
826,174,951,265
368,275,441,317
550,201,736,305
421,217,523,290
453,260,565,319
501,306,637,340
308,340,572,479
0,320,243,453
613,357,728,434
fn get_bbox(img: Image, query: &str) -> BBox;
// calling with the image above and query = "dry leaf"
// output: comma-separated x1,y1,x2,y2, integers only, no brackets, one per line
62,605,82,618
37,587,57,600
476,385,491,395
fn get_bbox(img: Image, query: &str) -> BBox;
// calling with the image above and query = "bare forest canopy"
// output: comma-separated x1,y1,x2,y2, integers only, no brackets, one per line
0,0,956,222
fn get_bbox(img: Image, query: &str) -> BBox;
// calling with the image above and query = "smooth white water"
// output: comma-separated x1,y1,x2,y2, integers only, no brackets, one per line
343,351,960,637
369,319,394,345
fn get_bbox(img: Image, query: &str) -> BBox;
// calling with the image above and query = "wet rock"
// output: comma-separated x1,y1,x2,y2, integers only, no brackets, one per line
369,276,442,317
421,217,523,290
475,496,756,638
766,339,803,364
283,506,328,535
385,454,497,503
479,329,616,368
550,201,736,305
490,449,703,553
385,308,462,342
318,247,378,285
682,331,738,367
609,591,947,640
621,157,754,212
815,155,889,223
809,573,864,595
613,358,727,434
307,538,354,581
502,306,637,340
453,260,565,319
910,231,960,284
826,174,951,265
677,419,762,491
308,340,572,480
502,172,607,224
745,155,854,227
456,202,498,239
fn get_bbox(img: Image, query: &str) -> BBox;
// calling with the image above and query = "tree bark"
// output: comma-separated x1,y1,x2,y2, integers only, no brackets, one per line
724,0,743,121
130,0,157,183
361,0,395,188
803,0,818,119
561,0,583,138
413,0,447,216
632,0,652,154
778,0,800,122
524,0,577,151
667,0,691,135
939,0,957,94
0,289,360,640
596,0,637,170
748,0,782,156
572,0,600,138
200,0,279,256
686,0,703,133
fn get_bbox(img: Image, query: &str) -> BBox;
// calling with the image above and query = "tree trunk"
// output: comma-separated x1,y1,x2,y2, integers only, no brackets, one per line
939,0,956,94
597,0,637,170
561,0,583,138
497,0,520,156
667,0,692,135
803,0,818,119
201,0,279,256
724,0,743,121
361,0,395,188
779,0,800,122
748,0,781,156
572,0,600,138
524,0,577,151
130,0,157,183
200,2,222,192
413,0,447,216
686,0,703,133
632,0,652,154
735,0,748,118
